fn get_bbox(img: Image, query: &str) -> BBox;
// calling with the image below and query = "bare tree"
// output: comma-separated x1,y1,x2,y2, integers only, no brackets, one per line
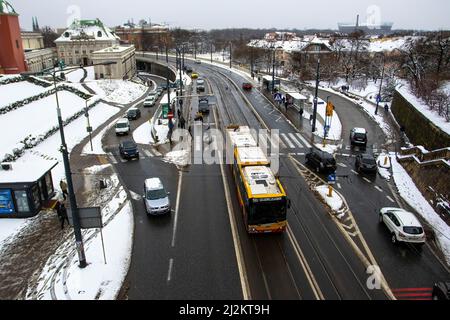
41,26,58,48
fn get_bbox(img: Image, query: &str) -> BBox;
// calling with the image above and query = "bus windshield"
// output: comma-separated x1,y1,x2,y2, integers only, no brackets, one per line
249,199,286,225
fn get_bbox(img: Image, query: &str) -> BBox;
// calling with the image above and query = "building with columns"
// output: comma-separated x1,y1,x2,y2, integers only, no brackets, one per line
91,45,136,80
0,0,27,74
55,18,120,66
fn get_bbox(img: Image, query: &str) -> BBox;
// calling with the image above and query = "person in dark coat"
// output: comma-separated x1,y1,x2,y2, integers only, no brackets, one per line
60,179,68,200
179,116,186,129
56,201,69,230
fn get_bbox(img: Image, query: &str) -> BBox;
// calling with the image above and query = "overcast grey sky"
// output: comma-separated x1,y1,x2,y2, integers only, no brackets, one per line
9,0,450,31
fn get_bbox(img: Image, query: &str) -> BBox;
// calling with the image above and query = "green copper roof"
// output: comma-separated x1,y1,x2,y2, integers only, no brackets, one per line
0,0,17,14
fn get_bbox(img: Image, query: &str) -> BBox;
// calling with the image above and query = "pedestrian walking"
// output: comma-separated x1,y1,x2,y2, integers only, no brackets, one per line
177,108,181,119
179,116,186,129
56,201,69,230
384,104,389,113
284,100,288,112
59,179,68,200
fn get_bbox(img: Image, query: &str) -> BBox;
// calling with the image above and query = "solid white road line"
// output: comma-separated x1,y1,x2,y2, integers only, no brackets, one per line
171,171,183,248
295,133,312,148
281,133,295,148
288,133,304,148
167,258,174,282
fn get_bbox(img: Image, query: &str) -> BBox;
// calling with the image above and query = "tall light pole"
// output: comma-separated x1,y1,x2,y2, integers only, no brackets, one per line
271,46,276,94
375,53,385,115
229,42,232,69
210,42,213,63
312,55,321,133
85,97,93,152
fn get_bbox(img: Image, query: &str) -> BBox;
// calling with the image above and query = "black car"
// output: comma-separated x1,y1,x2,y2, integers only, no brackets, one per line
350,127,368,147
355,153,377,173
198,97,210,114
119,140,139,160
126,108,141,120
184,65,193,73
305,148,337,173
432,282,450,300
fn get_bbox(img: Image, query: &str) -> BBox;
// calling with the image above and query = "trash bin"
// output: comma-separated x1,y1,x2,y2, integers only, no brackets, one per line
99,179,107,189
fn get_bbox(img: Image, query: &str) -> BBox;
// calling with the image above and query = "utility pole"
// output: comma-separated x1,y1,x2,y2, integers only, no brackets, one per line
53,72,87,268
375,53,385,115
312,56,321,133
166,43,171,112
271,46,276,94
229,42,232,69
210,42,213,63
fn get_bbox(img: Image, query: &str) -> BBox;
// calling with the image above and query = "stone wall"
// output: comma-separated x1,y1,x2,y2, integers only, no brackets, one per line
391,90,450,150
136,57,176,82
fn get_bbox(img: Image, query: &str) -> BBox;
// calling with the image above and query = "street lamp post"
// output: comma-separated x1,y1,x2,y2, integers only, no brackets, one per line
271,46,276,94
229,42,232,69
375,53,385,115
312,56,321,133
85,98,93,152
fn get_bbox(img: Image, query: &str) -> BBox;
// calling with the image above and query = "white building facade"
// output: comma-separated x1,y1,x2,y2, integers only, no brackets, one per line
55,18,119,66
91,45,136,80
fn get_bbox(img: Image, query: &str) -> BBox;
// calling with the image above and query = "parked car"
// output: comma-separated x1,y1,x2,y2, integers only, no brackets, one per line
350,127,368,147
195,59,202,64
305,148,337,173
198,97,210,114
379,207,426,245
127,107,141,120
143,178,171,216
355,153,377,173
242,82,253,90
115,118,130,136
143,95,156,107
432,282,450,300
119,140,139,160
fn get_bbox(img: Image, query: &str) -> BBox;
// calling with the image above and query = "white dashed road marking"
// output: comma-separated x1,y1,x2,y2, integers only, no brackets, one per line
375,185,383,192
387,195,395,203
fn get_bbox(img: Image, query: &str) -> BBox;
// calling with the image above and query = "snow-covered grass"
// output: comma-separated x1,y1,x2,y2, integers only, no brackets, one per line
0,81,49,108
315,185,343,212
397,84,450,134
0,91,93,160
81,121,115,155
390,153,450,266
84,80,147,104
0,219,31,252
57,66,95,83
19,102,119,186
133,120,153,145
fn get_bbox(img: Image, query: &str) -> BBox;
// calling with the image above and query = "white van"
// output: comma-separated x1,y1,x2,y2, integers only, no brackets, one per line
115,118,130,136
143,178,171,215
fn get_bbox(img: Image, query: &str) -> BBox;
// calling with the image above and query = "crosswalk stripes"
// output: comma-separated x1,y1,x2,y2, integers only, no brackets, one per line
281,133,295,148
288,133,304,148
295,133,312,148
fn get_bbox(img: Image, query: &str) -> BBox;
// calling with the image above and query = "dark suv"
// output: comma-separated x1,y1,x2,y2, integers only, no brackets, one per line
350,127,368,147
305,148,337,173
119,140,139,160
127,107,141,120
198,97,210,114
355,153,377,173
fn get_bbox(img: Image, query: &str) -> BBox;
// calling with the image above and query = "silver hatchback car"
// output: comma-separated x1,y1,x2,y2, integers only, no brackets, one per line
144,178,171,215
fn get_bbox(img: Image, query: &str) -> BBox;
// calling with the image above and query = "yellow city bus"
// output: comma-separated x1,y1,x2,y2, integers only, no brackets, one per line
226,125,289,233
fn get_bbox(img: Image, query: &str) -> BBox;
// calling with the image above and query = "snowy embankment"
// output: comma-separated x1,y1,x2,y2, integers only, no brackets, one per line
0,81,48,108
56,66,95,83
28,164,133,300
0,91,99,160
84,80,147,104
390,153,450,265
396,84,450,134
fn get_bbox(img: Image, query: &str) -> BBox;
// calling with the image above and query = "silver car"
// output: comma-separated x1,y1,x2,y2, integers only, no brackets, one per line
144,178,171,215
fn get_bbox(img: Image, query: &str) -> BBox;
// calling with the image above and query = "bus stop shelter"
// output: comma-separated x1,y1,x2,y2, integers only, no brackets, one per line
0,157,58,218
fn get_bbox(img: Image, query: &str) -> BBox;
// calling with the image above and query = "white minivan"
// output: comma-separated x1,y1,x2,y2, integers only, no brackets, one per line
115,118,130,136
144,178,171,215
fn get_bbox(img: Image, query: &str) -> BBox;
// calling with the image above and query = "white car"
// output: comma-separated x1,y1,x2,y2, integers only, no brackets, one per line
143,178,171,215
379,207,426,245
115,118,130,136
143,95,156,107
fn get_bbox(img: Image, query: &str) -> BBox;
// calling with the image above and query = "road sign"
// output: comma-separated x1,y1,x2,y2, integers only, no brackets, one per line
167,112,174,119
274,93,283,101
67,207,102,229
376,94,381,103
327,173,336,185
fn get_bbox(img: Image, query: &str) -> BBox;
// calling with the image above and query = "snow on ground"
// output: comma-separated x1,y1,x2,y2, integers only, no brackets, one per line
377,152,392,181
397,84,450,134
315,185,343,212
133,120,153,145
57,66,95,83
81,121,116,155
20,102,119,185
0,91,94,160
85,80,147,104
0,219,31,252
65,201,133,300
164,149,190,167
0,81,49,108
314,143,340,154
390,153,450,265
197,52,230,64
